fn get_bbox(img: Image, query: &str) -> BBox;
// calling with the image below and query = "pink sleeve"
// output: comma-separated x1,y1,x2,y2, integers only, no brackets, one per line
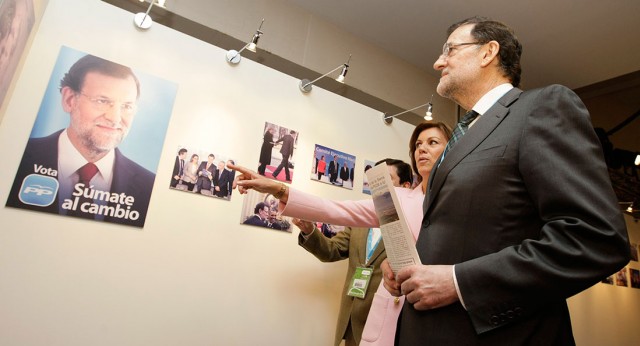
279,188,379,227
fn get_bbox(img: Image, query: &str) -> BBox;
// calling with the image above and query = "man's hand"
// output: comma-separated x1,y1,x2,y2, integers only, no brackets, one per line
396,264,459,310
291,218,315,235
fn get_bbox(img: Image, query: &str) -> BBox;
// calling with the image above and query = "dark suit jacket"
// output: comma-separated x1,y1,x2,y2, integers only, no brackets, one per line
276,134,294,159
259,131,274,165
172,156,183,177
243,214,267,227
300,227,386,346
397,85,629,345
170,155,184,187
340,166,349,181
215,169,234,198
6,130,155,228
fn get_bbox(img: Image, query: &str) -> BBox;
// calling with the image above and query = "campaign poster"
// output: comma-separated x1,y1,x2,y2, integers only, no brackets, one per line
168,146,236,201
256,122,298,183
311,144,356,190
239,189,292,233
5,46,177,228
0,0,35,106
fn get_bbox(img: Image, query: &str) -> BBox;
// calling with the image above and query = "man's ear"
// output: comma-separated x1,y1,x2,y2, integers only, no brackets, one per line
480,40,500,67
402,182,412,189
60,86,77,112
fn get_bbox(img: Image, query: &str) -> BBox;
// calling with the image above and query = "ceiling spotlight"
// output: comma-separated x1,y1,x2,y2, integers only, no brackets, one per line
226,19,265,65
424,94,434,121
133,0,166,30
383,94,435,125
299,55,351,93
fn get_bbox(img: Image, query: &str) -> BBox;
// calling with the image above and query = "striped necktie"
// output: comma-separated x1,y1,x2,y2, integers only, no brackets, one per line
439,110,479,165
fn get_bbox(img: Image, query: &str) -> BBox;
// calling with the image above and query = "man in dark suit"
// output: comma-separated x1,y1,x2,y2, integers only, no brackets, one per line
6,54,155,228
339,163,350,185
272,130,296,182
243,202,269,227
215,160,235,199
170,148,187,188
328,155,339,184
382,16,629,345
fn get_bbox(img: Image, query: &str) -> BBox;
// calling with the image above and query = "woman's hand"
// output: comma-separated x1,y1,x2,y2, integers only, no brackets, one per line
228,164,289,202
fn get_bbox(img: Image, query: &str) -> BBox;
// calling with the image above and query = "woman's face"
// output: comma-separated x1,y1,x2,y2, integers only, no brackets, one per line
414,128,447,179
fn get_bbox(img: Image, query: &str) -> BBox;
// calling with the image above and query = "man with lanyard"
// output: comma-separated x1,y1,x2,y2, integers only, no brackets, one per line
291,160,413,346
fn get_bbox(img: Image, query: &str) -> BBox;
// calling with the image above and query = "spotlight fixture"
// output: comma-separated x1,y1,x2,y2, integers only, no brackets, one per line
133,0,166,30
383,94,435,125
299,55,352,93
226,19,265,65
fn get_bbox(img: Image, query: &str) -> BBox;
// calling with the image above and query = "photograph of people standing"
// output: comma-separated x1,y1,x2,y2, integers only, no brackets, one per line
310,144,356,190
255,122,298,183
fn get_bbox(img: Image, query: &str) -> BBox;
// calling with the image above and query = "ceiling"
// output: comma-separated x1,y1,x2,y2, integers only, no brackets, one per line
285,0,640,90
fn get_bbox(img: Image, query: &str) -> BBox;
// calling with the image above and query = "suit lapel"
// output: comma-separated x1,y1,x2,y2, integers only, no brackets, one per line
424,88,522,213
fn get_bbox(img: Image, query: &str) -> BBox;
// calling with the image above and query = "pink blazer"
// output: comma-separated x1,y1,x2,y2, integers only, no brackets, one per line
281,185,425,346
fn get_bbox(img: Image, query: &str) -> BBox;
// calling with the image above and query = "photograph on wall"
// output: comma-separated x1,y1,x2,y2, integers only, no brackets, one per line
257,122,298,183
5,46,177,228
630,268,640,289
239,189,292,232
630,242,638,262
0,0,35,106
362,159,376,195
600,275,614,285
311,144,356,190
169,146,236,200
615,267,628,287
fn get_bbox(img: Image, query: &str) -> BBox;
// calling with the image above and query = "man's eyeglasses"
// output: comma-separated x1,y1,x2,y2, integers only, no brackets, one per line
441,42,482,58
77,92,137,115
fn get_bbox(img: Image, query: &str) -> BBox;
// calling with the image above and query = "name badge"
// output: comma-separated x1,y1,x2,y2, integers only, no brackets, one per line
347,267,372,299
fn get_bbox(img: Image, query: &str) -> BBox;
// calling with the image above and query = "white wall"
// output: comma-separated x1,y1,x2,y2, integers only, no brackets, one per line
568,214,640,346
0,1,415,345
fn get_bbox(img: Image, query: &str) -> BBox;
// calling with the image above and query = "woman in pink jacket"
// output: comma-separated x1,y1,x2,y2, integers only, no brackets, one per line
232,122,450,346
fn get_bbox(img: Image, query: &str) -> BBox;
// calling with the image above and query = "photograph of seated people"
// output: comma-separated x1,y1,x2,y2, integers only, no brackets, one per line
229,121,451,346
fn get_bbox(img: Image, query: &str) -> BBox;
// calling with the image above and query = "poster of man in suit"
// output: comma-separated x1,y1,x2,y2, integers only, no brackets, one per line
311,144,356,190
6,46,177,228
256,122,298,183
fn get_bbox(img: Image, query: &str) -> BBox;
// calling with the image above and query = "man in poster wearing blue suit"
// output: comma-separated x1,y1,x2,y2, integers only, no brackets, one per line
6,54,155,228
